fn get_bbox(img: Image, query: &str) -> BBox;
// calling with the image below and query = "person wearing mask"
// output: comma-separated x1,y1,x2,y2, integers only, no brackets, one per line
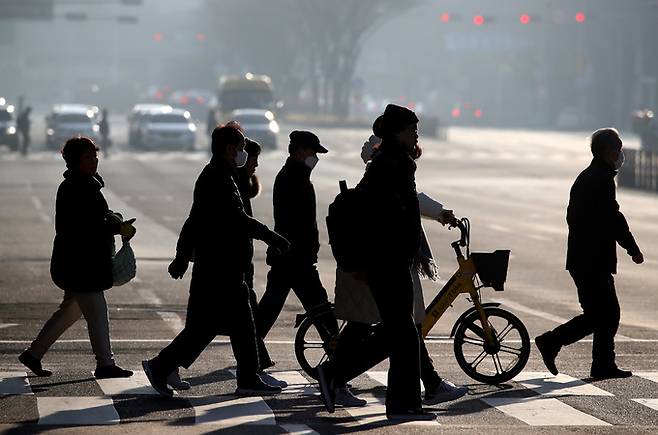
333,121,467,406
318,104,435,421
535,128,644,380
256,130,340,380
142,125,290,397
19,136,136,379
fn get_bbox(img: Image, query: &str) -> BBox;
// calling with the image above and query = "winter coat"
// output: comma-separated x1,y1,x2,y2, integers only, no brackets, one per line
50,171,120,292
266,157,320,266
566,157,640,274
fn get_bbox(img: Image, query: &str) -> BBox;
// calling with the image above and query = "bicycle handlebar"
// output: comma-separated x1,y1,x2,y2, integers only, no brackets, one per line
449,217,470,257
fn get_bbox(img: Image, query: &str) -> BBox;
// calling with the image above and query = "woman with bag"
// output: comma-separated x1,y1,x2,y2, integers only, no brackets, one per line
18,136,136,379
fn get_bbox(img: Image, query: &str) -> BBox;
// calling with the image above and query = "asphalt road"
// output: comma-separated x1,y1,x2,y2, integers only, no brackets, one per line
0,117,657,434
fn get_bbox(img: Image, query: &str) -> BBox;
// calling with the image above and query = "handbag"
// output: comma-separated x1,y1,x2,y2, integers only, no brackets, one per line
112,240,136,286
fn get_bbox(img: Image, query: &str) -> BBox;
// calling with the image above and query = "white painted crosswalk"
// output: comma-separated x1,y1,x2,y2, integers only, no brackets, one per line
0,370,657,429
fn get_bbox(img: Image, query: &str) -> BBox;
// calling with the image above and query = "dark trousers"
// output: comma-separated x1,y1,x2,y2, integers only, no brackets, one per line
333,266,421,412
257,263,338,341
333,321,441,391
152,283,260,385
547,271,620,368
245,264,274,370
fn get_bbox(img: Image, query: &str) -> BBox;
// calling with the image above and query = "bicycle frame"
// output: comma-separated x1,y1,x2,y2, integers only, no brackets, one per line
420,220,498,349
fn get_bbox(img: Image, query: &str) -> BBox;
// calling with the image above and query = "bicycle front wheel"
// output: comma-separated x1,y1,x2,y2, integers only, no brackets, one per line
453,306,530,384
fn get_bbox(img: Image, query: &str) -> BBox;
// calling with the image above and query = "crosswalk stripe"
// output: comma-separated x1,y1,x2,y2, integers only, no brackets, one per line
366,370,425,392
343,394,439,427
94,370,158,396
269,370,316,395
632,398,658,412
513,372,614,396
636,372,658,384
481,397,611,426
37,397,120,425
280,423,320,434
0,371,32,396
190,395,276,426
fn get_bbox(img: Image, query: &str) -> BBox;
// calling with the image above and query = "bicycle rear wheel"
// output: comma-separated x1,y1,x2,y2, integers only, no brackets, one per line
294,313,341,380
453,306,530,384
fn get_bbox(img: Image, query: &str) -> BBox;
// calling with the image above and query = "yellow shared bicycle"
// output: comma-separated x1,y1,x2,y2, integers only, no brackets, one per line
294,217,530,384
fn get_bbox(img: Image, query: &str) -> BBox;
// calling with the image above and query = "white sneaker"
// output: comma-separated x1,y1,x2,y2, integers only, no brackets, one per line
334,386,367,407
258,372,288,388
423,380,467,405
166,368,191,390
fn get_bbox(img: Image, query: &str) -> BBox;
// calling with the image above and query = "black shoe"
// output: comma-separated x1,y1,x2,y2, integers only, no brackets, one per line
18,350,52,377
94,364,133,379
386,408,437,421
235,377,282,396
142,359,174,397
590,366,632,380
535,333,559,376
317,363,335,413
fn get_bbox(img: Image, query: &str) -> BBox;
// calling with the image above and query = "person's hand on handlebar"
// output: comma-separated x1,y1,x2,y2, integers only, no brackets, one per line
438,209,457,226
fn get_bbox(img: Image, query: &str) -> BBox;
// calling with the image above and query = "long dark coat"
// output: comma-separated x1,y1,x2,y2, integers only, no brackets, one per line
566,157,640,273
50,171,120,292
176,158,271,332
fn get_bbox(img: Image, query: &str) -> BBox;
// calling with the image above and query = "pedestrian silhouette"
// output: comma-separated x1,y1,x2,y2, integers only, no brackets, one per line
318,104,436,421
256,130,339,367
19,136,136,379
142,124,290,397
16,106,31,156
535,128,644,380
98,108,112,158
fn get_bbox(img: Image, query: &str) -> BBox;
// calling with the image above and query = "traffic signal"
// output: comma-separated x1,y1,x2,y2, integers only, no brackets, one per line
473,15,486,26
519,14,531,25
575,12,586,23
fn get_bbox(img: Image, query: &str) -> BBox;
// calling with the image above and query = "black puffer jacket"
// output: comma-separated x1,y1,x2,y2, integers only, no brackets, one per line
357,144,421,267
50,171,120,292
267,158,320,265
566,158,640,273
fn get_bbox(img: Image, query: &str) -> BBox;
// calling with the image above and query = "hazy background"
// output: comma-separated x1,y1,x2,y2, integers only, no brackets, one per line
1,0,657,129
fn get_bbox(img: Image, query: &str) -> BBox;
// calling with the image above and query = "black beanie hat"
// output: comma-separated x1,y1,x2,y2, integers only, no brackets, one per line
372,115,384,138
380,104,419,137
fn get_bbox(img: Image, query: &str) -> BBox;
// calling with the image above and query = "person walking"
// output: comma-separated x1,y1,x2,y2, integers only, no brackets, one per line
142,125,290,397
318,104,434,421
98,108,111,158
256,130,339,353
16,106,31,156
19,136,136,379
535,128,644,380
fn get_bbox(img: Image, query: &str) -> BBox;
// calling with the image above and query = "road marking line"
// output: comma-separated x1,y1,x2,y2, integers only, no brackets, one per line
94,370,158,395
344,394,439,427
0,371,32,395
513,372,613,396
366,370,424,392
632,398,658,412
488,223,512,233
0,323,19,329
190,395,276,426
481,397,610,426
281,423,319,434
37,396,120,425
269,370,316,395
635,372,658,384
30,196,51,223
138,289,184,334
496,298,633,339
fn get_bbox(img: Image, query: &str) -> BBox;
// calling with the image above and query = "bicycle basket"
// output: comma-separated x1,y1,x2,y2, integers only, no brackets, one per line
471,250,510,291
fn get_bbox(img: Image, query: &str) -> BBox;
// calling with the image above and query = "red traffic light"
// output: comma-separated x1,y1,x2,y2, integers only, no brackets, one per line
473,15,485,26
440,12,451,23
575,12,586,23
519,14,531,25
153,32,163,42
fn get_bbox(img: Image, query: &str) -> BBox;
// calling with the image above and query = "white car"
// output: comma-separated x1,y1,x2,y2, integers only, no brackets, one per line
229,109,279,149
45,104,100,150
138,108,196,150
127,104,172,147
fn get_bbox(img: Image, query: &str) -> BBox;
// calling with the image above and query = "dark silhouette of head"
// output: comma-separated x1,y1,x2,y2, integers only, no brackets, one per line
377,105,421,159
591,128,623,169
62,136,99,170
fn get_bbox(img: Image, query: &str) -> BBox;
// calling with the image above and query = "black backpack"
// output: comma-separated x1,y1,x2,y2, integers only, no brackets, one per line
326,180,370,272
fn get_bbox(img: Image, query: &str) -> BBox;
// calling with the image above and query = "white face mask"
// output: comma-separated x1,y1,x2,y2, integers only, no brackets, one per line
234,149,248,167
304,154,319,170
613,150,625,170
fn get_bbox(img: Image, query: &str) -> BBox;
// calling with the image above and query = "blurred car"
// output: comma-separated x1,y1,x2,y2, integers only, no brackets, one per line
127,103,172,147
0,101,19,151
138,108,196,150
448,102,485,125
45,104,100,150
168,89,214,119
229,109,279,149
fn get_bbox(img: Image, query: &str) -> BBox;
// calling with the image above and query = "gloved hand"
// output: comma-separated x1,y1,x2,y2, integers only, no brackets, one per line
265,230,290,255
119,218,136,241
438,209,456,226
107,212,123,226
168,256,188,279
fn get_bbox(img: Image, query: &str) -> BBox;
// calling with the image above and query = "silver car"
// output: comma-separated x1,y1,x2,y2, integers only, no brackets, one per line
138,108,196,150
229,109,279,149
45,104,100,150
